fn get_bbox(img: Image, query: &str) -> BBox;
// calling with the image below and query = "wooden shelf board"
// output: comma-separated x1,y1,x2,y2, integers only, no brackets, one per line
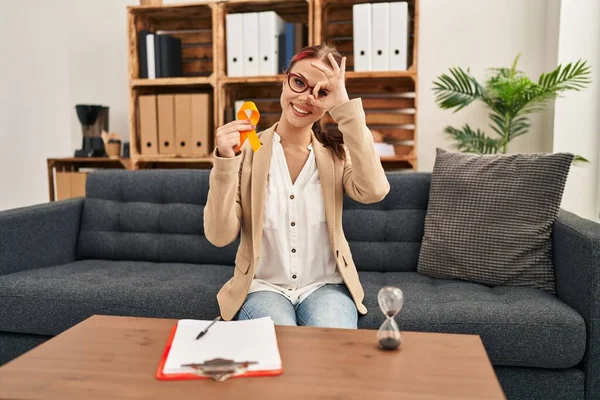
220,71,414,85
346,70,416,80
128,3,214,17
321,0,415,7
49,157,127,163
221,75,286,85
381,155,416,162
225,0,302,3
134,155,213,163
222,0,309,16
130,77,212,88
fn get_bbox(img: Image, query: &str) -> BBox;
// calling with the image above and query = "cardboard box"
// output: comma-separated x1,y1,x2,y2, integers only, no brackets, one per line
55,172,88,201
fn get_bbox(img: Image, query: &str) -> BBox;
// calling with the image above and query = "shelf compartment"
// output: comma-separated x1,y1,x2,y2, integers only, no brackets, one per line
127,4,217,80
217,0,312,78
315,0,418,73
322,75,417,166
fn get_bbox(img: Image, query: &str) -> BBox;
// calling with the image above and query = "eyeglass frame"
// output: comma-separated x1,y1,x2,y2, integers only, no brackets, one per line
286,72,329,99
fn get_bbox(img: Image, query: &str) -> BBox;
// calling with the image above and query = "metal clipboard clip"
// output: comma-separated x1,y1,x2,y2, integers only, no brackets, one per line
181,358,258,382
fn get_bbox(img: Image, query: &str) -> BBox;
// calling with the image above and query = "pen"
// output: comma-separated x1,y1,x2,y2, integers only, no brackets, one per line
196,316,221,340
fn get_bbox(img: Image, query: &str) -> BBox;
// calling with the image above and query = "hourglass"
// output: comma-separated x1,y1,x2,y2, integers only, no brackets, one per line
377,286,404,350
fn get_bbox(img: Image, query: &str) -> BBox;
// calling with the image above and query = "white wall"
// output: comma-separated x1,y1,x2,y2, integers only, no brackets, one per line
553,0,600,222
417,0,561,171
67,0,136,152
0,1,72,211
0,0,134,211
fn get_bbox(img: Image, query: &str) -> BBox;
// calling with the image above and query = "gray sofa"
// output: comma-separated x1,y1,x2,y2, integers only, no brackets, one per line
0,170,598,400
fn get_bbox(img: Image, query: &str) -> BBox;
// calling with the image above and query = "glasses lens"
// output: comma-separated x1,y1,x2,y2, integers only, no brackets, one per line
289,75,307,93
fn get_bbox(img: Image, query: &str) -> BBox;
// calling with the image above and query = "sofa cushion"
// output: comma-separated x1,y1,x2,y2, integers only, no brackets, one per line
358,271,586,369
417,149,573,293
0,260,232,336
343,172,430,273
77,170,239,265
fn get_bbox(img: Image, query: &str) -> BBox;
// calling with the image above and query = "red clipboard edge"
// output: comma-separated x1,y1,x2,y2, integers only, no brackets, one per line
155,323,283,381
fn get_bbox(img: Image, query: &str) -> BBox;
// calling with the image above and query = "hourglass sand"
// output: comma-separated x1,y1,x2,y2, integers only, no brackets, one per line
377,286,404,350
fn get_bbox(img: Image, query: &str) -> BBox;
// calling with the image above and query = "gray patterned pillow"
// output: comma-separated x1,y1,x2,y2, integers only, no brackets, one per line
417,148,574,293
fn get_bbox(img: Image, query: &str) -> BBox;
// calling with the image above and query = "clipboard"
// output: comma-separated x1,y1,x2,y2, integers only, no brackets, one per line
155,318,283,382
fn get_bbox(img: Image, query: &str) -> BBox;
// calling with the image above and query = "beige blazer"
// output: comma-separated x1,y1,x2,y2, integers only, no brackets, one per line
204,98,390,321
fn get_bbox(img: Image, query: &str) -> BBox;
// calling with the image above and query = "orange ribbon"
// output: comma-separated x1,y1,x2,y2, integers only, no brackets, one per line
235,101,261,153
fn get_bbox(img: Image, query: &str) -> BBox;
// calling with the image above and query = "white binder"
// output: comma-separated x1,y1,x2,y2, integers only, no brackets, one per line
226,13,244,77
371,2,390,71
258,11,286,76
243,12,260,76
389,2,409,70
352,3,372,72
146,34,156,79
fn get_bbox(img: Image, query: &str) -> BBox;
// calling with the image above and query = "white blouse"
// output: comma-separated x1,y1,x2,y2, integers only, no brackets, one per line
247,132,343,305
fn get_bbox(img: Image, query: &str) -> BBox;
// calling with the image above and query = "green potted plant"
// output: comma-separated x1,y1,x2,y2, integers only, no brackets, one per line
432,54,591,162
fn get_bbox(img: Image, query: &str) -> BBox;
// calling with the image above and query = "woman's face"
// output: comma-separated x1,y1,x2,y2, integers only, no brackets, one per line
280,58,329,129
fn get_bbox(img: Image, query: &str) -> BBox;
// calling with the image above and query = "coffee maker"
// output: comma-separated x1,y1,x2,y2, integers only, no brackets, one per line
74,104,109,157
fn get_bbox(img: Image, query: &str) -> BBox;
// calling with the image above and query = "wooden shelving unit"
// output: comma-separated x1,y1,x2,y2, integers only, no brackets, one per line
126,0,419,170
47,158,132,201
315,0,419,169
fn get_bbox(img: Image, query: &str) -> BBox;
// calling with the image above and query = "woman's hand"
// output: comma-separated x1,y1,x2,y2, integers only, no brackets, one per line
308,54,350,112
215,119,255,158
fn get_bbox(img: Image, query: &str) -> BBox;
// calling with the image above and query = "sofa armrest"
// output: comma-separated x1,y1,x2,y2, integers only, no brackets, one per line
0,199,84,276
552,209,600,400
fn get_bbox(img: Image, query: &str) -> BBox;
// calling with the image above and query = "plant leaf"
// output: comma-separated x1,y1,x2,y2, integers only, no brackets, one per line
538,60,591,92
508,116,531,139
573,155,590,165
488,114,506,138
432,67,488,112
444,125,502,154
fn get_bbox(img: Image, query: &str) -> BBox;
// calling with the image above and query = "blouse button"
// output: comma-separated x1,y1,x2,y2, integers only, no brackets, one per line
289,195,295,200
291,222,296,227
291,248,296,253
292,274,297,279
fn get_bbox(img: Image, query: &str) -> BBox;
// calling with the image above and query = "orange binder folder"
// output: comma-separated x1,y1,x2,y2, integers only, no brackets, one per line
155,318,283,381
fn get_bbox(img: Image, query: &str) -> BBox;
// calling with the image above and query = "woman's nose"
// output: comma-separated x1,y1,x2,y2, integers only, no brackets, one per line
297,91,310,103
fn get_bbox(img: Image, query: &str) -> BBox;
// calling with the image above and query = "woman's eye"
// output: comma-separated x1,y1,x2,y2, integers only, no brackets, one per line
294,78,306,87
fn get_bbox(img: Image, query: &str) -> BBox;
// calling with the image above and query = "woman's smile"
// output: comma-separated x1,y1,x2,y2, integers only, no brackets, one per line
291,102,311,117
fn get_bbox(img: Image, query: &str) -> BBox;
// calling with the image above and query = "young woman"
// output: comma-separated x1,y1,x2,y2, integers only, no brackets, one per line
204,43,390,329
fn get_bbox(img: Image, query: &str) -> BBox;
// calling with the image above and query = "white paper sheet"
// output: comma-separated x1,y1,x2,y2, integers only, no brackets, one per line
163,317,281,375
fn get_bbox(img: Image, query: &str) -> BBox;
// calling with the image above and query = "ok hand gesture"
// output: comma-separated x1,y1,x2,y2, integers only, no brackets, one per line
308,53,350,112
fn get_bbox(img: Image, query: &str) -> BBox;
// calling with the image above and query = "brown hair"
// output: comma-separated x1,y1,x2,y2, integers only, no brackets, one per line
284,43,346,162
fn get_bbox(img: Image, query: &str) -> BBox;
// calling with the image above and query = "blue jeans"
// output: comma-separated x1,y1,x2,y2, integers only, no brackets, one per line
236,284,358,329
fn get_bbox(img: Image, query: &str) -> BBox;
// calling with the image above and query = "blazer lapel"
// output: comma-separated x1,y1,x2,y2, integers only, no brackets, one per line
251,124,276,260
312,133,337,252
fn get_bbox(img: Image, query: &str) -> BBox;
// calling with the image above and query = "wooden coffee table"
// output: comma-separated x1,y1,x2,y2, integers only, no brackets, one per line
0,315,505,400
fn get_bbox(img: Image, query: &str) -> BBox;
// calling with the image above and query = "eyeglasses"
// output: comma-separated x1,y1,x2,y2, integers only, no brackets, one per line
286,73,329,99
